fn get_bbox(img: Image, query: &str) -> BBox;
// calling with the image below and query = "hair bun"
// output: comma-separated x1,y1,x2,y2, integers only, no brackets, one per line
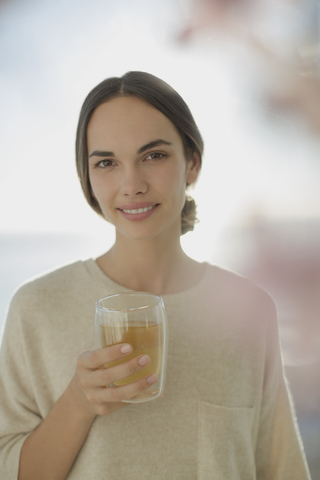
181,195,198,235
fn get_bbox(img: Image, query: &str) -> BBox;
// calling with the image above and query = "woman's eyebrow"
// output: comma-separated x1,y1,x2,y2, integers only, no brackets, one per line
89,150,115,158
137,139,172,154
88,139,172,159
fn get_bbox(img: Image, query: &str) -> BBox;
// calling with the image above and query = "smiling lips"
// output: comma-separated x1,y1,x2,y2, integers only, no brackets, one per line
117,202,159,221
122,205,155,214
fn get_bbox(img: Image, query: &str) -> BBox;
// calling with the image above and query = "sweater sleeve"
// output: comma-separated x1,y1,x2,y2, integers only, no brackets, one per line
0,289,43,480
255,296,311,480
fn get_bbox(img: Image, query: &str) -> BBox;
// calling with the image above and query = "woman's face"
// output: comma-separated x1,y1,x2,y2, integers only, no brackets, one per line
87,95,200,241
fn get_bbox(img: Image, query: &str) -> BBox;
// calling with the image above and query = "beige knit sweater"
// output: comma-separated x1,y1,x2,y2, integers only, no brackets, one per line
0,259,311,479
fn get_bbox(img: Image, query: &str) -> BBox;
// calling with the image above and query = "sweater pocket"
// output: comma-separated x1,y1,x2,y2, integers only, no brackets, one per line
198,401,256,480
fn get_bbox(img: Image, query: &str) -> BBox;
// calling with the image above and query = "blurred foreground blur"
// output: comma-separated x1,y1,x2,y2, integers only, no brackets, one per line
181,0,320,476
217,215,320,477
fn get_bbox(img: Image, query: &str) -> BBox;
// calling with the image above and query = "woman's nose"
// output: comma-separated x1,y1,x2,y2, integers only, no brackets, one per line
120,166,148,197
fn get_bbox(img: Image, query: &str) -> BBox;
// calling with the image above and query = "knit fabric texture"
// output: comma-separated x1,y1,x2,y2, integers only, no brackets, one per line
0,259,311,479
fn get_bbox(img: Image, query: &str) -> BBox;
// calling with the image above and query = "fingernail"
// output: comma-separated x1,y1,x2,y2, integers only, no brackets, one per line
147,374,157,384
120,344,132,354
138,355,150,366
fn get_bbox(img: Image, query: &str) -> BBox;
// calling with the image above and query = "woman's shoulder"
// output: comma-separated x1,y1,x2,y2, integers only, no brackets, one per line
9,259,92,308
202,262,277,320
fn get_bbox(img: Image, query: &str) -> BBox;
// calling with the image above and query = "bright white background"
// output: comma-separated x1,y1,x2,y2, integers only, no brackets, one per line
1,0,320,321
1,0,320,250
1,0,320,326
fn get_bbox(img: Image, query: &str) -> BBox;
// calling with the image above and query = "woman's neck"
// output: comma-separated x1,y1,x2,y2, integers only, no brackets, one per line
96,232,204,296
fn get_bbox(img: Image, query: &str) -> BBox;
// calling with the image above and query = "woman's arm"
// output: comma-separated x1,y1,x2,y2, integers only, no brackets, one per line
18,384,95,480
18,343,156,480
254,295,311,479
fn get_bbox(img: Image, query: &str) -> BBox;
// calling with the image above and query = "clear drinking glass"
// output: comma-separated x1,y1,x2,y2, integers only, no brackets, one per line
95,292,168,403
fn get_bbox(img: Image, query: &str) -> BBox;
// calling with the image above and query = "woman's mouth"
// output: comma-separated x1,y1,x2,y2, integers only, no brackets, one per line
122,205,156,214
118,203,159,221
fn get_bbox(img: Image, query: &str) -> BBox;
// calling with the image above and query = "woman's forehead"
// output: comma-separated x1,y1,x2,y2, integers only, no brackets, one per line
87,95,182,151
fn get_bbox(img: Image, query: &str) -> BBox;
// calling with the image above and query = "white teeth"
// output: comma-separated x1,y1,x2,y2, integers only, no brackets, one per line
122,205,155,214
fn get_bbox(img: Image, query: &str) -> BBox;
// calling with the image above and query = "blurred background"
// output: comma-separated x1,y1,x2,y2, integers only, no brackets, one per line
0,0,320,476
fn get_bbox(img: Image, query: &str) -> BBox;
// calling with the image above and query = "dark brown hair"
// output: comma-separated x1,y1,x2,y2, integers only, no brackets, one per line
75,71,204,235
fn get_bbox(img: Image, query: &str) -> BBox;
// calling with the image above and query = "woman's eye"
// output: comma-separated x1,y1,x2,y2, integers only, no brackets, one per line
145,152,166,161
96,159,116,168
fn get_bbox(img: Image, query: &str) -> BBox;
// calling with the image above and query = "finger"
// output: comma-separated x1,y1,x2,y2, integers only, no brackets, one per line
90,354,151,388
78,344,133,370
98,373,158,404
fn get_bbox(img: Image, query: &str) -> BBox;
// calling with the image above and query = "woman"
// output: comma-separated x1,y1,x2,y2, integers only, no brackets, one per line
0,72,310,479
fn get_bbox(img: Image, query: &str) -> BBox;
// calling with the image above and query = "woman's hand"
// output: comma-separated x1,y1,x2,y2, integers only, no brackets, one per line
69,344,157,417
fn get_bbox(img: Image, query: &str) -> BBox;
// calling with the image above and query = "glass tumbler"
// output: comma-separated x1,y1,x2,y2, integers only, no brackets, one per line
95,292,168,403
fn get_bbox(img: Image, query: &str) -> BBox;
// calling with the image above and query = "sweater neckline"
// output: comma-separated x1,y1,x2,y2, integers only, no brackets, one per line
83,258,211,301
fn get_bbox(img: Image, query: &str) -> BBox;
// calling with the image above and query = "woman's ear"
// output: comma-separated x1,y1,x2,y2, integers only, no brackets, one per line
186,151,201,185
